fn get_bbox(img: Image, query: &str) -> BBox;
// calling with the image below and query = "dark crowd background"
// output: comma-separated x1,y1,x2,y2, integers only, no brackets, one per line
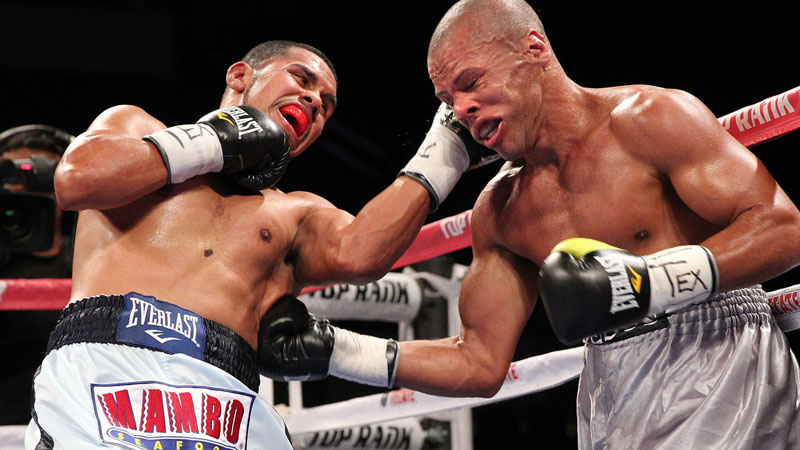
1,1,798,448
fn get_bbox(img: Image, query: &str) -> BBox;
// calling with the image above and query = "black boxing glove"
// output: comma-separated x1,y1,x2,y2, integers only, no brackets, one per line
144,105,290,190
399,103,500,212
258,296,400,387
539,238,718,345
258,295,334,382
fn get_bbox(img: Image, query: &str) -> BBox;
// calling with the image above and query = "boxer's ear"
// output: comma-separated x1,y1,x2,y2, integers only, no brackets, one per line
523,29,551,65
225,61,253,94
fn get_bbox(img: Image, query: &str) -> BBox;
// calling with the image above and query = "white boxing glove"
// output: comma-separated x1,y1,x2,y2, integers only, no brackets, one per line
400,103,499,212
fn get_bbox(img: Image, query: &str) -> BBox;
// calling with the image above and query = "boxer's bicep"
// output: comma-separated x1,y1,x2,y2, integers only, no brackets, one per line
665,125,769,226
638,90,800,290
457,246,539,382
66,105,166,163
56,105,170,210
292,178,429,287
291,198,359,286
394,246,539,397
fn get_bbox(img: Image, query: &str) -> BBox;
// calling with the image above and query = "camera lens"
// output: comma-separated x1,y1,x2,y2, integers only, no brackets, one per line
1,206,33,242
0,191,55,253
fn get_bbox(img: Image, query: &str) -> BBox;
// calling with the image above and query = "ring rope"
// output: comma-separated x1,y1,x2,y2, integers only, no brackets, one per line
281,347,585,435
719,86,800,147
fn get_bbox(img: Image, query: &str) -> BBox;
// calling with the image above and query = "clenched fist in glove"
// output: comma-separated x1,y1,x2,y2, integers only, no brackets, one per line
258,296,400,387
400,103,500,212
144,105,290,190
539,238,718,344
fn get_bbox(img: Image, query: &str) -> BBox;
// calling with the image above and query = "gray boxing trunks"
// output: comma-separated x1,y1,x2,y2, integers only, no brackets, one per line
26,293,292,450
577,286,800,450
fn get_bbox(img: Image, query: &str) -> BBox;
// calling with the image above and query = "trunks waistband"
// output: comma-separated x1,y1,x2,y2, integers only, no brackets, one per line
586,286,771,345
47,294,260,392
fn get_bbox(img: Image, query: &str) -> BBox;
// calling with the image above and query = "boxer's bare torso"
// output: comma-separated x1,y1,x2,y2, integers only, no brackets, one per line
69,178,323,348
478,86,723,268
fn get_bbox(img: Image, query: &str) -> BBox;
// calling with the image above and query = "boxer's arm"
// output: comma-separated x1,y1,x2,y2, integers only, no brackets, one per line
292,103,498,287
628,89,800,291
290,176,430,286
54,105,169,210
275,193,536,395
394,206,539,397
261,243,537,395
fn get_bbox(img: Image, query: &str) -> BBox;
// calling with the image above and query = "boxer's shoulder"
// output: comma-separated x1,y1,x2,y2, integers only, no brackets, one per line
279,189,339,218
470,166,523,249
265,189,351,241
608,85,703,131
86,104,165,137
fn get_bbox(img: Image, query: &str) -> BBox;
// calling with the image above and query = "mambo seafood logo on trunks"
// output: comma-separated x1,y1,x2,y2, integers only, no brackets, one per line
117,293,205,360
215,106,264,139
92,381,254,450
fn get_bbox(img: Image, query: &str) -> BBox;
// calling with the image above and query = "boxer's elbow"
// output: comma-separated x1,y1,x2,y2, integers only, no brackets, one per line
756,203,800,261
456,349,508,398
779,208,800,266
476,364,509,397
457,365,505,398
329,252,391,285
328,241,396,284
54,158,95,211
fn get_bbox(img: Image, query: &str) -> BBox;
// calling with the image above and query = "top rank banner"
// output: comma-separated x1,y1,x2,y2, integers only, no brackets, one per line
718,86,800,148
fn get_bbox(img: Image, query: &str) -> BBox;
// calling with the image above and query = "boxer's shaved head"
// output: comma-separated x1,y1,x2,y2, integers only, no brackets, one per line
428,0,547,58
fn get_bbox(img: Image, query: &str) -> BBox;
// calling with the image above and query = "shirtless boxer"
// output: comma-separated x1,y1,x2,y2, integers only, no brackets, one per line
25,40,488,449
261,3,800,448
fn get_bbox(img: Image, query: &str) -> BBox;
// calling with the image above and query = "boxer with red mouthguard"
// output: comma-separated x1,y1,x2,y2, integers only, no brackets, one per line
27,39,494,449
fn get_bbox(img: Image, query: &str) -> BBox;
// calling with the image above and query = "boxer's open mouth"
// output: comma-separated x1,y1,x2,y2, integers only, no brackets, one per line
279,105,309,137
479,119,501,141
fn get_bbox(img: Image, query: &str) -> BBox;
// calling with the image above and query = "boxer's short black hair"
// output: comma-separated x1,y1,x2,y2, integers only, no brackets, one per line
243,40,337,83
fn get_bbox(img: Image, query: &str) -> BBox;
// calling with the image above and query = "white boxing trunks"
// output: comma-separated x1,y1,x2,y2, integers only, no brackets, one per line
577,286,800,449
25,292,292,450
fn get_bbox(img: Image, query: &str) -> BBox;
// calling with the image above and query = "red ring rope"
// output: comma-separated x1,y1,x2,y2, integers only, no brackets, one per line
2,86,799,309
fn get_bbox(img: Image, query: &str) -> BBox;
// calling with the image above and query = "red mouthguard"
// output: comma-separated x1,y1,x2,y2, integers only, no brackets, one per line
279,105,309,136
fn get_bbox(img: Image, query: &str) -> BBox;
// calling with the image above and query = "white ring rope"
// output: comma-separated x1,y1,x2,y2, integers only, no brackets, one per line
767,285,800,332
291,417,439,450
281,347,585,435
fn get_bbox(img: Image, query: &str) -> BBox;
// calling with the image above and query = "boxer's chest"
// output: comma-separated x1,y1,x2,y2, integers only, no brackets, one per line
493,155,671,265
